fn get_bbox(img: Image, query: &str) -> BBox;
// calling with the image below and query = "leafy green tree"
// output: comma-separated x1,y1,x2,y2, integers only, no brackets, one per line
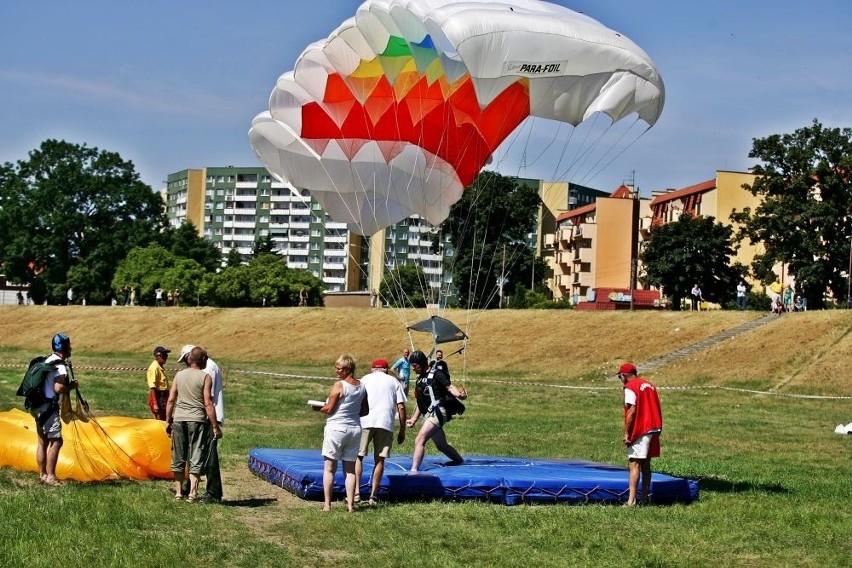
252,234,277,257
205,264,252,307
159,221,221,272
0,140,164,304
380,264,429,308
225,248,244,268
441,172,545,309
112,245,206,305
203,253,323,307
640,213,745,310
731,120,852,309
246,253,292,306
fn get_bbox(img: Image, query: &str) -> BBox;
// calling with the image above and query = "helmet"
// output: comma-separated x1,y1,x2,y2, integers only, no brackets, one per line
52,333,71,353
409,350,428,367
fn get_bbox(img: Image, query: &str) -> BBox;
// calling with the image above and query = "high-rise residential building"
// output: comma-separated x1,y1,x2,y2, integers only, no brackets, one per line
165,167,361,291
165,167,605,303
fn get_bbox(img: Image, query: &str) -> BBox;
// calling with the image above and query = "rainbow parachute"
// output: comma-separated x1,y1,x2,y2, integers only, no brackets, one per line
249,0,665,235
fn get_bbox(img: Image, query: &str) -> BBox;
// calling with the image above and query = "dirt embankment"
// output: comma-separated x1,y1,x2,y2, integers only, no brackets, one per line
1,306,850,392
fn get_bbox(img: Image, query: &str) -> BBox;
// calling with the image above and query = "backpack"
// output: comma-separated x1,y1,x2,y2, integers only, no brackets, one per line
424,368,466,418
16,356,59,411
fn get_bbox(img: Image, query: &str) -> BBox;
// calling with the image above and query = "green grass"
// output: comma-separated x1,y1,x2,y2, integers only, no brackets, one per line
1,350,850,567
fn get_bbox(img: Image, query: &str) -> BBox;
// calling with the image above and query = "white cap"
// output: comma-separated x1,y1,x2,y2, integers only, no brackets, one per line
177,344,195,363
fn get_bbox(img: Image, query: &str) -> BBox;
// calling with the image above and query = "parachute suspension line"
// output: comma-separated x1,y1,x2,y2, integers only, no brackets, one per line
519,118,568,172
550,112,605,183
571,117,649,187
61,364,143,479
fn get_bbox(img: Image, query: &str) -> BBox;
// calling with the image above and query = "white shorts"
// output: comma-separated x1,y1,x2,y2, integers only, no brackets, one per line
627,433,660,460
322,423,361,462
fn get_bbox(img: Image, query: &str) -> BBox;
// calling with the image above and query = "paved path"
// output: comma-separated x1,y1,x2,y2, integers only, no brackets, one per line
640,313,777,374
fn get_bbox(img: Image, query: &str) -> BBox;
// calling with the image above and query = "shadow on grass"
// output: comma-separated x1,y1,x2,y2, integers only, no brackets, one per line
697,476,789,495
221,497,278,508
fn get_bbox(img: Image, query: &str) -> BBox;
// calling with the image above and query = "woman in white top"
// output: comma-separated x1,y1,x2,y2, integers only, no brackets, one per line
314,354,368,512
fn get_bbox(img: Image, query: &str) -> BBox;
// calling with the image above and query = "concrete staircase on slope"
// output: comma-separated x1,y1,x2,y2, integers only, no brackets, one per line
639,313,777,375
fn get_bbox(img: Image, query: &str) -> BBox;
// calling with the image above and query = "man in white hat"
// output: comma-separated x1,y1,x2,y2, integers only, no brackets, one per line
354,358,407,506
177,344,225,502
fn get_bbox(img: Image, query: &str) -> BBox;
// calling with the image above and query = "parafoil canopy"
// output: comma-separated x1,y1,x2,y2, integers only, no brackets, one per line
407,315,468,345
250,0,665,235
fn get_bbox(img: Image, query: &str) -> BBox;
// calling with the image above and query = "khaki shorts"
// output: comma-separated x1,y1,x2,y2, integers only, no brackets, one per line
358,427,394,459
171,421,211,475
425,406,451,428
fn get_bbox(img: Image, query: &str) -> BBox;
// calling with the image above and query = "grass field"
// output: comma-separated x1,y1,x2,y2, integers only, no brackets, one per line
0,306,850,567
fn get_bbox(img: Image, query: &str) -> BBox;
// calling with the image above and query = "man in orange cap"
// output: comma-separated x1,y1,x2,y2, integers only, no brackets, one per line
617,362,663,506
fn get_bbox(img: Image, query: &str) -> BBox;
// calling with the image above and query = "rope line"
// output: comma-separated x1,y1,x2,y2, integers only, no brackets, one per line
4,363,848,401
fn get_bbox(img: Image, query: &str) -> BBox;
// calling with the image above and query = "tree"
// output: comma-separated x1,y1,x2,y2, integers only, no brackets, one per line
225,248,244,268
252,234,277,257
380,264,429,308
0,140,165,304
640,213,745,310
731,120,852,309
441,172,545,309
159,221,222,272
112,245,206,306
202,253,323,307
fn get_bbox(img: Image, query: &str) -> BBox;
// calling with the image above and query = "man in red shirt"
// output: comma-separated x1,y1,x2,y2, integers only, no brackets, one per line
618,362,663,506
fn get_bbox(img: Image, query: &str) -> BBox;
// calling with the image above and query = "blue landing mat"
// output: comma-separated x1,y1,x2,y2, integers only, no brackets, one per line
248,448,699,506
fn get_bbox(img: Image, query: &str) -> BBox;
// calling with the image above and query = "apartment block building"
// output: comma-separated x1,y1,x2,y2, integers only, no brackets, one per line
546,170,761,306
548,185,648,304
165,167,361,291
649,170,759,272
165,167,613,303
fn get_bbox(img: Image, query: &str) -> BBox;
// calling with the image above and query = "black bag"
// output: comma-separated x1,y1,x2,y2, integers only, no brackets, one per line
442,394,465,417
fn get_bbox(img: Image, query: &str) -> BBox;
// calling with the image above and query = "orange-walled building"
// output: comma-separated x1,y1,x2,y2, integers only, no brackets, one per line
545,170,762,307
649,170,760,274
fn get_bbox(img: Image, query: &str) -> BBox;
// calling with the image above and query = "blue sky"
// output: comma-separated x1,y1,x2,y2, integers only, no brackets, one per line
1,1,850,197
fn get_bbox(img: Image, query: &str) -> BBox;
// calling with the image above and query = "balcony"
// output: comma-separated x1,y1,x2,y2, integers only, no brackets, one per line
230,221,257,229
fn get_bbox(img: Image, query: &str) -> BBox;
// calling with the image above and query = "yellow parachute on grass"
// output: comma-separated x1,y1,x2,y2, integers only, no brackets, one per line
0,408,172,482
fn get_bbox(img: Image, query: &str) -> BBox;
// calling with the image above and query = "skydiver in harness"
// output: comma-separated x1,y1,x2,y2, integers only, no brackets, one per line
405,351,467,472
